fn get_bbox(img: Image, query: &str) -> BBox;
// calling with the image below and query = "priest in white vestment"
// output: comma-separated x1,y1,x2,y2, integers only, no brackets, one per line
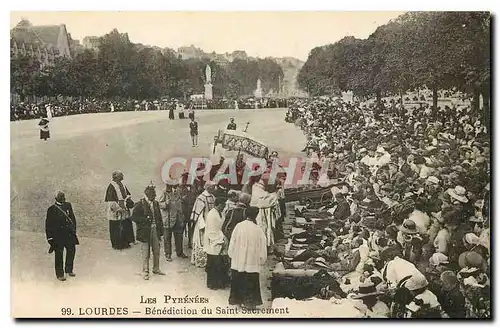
189,181,216,268
250,177,279,250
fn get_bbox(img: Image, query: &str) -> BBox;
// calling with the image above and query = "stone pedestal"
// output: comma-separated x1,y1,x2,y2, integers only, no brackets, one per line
254,88,263,99
204,83,213,100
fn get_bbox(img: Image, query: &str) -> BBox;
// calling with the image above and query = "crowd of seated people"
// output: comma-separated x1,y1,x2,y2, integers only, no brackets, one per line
272,95,490,318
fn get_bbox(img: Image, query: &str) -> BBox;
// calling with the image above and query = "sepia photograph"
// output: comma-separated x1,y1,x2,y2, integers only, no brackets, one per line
9,10,491,319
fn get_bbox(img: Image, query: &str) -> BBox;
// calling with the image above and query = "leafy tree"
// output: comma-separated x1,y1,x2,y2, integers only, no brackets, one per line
10,55,40,101
298,11,490,117
10,28,282,101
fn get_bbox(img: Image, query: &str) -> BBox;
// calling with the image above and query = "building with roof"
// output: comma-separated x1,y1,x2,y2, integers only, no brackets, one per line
177,45,205,60
10,19,72,68
231,50,248,61
68,33,84,55
82,36,100,50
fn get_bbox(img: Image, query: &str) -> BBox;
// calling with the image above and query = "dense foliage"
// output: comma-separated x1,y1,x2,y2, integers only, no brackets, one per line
11,29,284,101
297,12,491,111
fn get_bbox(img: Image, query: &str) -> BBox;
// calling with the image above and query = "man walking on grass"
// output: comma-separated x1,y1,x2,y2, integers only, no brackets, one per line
189,116,199,147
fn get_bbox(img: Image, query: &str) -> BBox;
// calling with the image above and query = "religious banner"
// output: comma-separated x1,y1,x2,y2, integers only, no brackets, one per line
218,129,269,158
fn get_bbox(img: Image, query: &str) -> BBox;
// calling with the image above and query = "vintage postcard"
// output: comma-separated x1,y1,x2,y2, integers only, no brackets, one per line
10,11,491,319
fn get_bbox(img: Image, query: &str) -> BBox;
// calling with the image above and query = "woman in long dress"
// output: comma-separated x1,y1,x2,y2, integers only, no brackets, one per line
188,103,195,120
190,182,216,268
169,103,175,120
38,117,50,141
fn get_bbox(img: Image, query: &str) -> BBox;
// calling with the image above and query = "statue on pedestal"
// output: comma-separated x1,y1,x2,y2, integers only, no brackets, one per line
204,64,213,100
254,78,263,99
205,64,212,83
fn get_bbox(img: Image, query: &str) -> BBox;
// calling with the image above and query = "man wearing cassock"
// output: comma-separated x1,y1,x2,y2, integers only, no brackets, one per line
105,171,135,249
222,192,251,241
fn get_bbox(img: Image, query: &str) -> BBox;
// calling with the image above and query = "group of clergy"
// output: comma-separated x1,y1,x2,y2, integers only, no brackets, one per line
188,174,285,308
104,169,283,308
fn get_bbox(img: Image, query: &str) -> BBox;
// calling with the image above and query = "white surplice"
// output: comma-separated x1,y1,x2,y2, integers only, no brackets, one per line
228,220,267,273
204,208,225,255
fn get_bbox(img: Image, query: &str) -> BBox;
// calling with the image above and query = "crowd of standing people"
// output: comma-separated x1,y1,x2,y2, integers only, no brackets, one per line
12,97,289,121
13,98,190,121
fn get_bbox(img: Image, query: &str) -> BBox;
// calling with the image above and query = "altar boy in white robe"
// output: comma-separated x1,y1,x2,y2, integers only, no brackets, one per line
228,206,267,309
204,197,229,289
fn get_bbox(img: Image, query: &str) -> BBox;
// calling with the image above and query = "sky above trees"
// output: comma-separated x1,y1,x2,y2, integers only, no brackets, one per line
10,11,403,60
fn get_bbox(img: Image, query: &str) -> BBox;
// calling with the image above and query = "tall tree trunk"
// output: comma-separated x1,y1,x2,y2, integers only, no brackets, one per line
432,88,438,111
472,87,480,113
400,90,404,106
376,90,381,104
482,86,490,111
482,85,490,132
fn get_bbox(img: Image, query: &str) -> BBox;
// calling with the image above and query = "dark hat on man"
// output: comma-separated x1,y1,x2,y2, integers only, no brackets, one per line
380,245,403,262
399,219,419,234
350,281,384,299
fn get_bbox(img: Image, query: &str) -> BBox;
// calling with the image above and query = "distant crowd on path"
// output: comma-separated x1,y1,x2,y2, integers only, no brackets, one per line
11,97,290,121
274,94,490,318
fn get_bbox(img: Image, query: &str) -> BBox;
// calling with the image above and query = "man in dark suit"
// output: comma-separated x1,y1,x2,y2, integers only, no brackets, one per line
131,185,165,280
189,116,199,147
159,183,188,261
227,118,237,130
332,192,351,221
45,191,79,281
181,185,198,249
